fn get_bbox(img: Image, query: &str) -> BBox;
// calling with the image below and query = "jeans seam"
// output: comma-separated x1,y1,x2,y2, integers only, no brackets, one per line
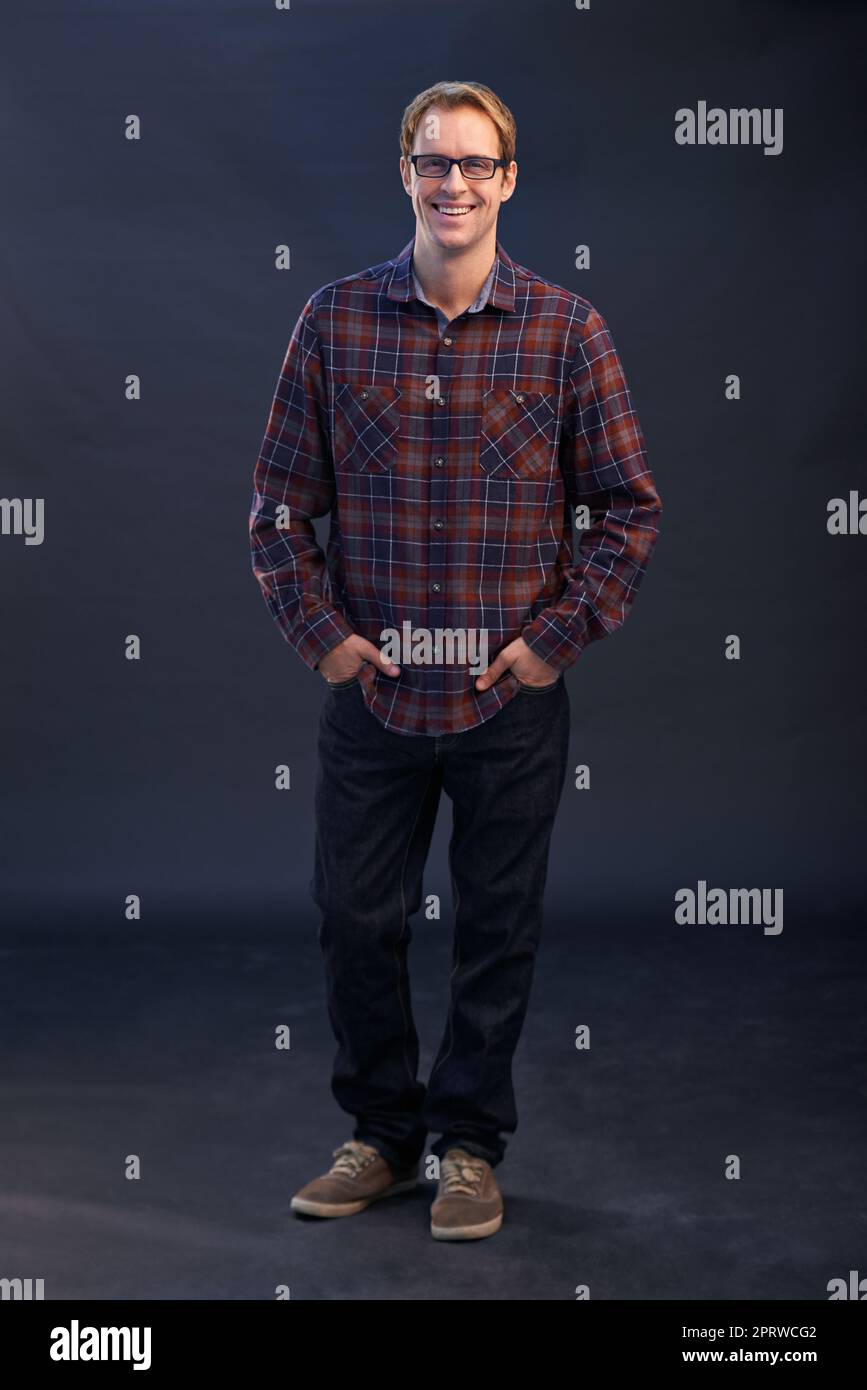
427,833,462,1087
396,769,437,1089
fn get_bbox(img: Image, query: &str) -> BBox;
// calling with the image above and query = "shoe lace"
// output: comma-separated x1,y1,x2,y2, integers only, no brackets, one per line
440,1149,487,1196
330,1140,380,1178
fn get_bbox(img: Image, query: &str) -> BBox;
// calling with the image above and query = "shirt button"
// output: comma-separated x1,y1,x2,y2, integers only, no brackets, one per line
360,389,369,400
433,519,444,530
442,336,453,346
431,582,442,593
434,456,445,467
436,396,446,406
514,392,525,404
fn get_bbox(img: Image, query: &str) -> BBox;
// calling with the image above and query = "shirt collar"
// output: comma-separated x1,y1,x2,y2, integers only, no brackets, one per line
412,259,496,316
385,234,517,313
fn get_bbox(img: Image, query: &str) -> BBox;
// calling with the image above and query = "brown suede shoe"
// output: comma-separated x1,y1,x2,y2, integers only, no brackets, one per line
430,1147,504,1240
290,1139,419,1218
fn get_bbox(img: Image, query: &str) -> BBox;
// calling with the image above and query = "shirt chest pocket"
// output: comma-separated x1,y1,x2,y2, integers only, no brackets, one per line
478,387,557,480
333,382,401,473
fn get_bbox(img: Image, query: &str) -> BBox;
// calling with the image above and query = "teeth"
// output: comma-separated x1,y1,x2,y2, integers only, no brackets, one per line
435,205,473,215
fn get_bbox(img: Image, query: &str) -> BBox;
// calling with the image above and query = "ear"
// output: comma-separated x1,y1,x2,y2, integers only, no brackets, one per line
399,156,413,197
499,160,517,203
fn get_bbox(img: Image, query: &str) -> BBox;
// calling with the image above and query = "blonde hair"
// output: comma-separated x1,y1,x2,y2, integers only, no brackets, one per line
399,81,517,166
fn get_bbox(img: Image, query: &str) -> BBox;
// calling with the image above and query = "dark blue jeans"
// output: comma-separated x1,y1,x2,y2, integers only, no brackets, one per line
310,674,571,1171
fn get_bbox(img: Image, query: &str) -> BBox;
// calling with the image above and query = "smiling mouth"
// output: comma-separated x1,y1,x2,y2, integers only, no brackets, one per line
431,203,476,217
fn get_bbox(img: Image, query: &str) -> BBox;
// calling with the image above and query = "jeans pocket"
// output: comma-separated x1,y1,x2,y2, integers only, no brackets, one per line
515,674,562,693
326,673,361,690
479,387,557,480
333,382,401,473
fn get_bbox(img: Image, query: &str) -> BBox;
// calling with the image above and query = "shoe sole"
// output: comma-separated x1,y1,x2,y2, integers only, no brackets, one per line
291,1174,419,1218
430,1211,503,1240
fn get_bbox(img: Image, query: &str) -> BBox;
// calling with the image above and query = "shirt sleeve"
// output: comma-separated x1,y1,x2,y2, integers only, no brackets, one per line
249,298,355,670
520,306,663,670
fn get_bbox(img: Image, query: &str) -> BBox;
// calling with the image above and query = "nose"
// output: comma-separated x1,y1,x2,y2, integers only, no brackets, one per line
438,166,469,196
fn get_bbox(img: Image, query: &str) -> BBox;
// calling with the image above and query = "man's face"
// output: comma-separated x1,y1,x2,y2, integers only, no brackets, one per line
400,104,516,254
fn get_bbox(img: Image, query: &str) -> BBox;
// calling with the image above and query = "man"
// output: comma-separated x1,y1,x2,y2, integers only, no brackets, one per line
249,80,662,1241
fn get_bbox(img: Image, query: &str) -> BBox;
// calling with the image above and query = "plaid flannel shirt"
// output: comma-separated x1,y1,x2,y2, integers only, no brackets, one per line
249,236,662,736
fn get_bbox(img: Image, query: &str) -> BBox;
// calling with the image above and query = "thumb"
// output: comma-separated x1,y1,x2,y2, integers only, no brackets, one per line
357,638,401,676
475,654,508,691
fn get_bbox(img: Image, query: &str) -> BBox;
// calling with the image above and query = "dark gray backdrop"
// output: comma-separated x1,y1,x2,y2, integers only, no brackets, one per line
0,2,863,931
3,1,865,934
1,0,866,1303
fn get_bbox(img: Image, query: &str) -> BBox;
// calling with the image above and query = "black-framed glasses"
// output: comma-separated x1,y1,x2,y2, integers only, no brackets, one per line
408,154,508,180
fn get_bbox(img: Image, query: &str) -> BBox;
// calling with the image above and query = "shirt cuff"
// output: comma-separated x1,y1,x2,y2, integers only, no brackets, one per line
294,608,356,671
520,611,586,672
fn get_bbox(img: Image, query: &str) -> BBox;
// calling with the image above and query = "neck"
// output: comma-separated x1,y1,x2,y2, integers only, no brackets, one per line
411,231,497,318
